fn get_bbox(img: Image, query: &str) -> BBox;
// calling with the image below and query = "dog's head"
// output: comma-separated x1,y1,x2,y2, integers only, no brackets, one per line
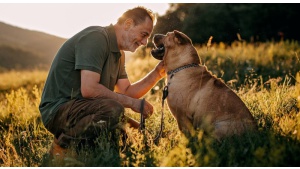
151,30,200,66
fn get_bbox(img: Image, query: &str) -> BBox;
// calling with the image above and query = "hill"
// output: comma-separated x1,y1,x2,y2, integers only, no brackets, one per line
0,22,66,71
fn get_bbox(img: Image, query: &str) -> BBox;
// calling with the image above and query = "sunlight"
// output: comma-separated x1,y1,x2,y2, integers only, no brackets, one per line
0,3,169,38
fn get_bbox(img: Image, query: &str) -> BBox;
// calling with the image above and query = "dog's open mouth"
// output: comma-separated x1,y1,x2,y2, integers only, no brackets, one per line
151,45,165,60
151,34,165,60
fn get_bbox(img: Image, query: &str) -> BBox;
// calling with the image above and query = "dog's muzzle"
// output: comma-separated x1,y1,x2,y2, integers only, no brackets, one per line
151,34,165,60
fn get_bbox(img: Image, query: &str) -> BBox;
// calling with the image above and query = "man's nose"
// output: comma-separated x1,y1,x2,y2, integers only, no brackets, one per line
141,38,148,46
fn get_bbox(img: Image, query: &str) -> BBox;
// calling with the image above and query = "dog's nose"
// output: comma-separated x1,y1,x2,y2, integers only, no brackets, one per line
153,34,165,44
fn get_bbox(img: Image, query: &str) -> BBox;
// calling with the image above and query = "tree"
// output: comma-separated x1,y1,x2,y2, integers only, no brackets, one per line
152,3,300,44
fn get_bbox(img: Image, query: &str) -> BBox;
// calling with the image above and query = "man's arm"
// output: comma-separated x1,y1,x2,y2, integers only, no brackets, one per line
80,69,153,118
114,61,165,98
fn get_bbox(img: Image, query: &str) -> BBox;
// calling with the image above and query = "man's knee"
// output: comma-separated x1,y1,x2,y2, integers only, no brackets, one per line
93,99,124,127
104,99,124,118
108,100,124,117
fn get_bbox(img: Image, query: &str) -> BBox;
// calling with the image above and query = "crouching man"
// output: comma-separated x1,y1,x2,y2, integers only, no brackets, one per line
39,6,165,159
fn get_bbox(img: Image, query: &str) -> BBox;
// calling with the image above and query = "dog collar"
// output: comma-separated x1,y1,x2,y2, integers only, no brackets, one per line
167,63,199,78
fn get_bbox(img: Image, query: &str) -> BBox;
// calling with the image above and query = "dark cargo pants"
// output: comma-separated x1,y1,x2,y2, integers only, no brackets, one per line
46,97,125,148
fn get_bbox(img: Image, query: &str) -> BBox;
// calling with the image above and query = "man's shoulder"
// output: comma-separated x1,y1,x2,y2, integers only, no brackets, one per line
72,26,110,46
80,26,109,37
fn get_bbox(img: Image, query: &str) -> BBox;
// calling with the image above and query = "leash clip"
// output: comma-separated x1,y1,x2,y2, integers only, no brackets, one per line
162,86,169,101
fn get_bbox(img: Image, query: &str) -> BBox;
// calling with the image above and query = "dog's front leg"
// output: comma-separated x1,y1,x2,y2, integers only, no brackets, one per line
177,116,196,138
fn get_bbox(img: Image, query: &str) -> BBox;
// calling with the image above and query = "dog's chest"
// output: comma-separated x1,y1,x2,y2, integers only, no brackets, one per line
165,74,198,108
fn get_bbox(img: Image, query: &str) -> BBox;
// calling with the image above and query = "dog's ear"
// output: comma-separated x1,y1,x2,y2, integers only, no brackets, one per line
174,30,191,45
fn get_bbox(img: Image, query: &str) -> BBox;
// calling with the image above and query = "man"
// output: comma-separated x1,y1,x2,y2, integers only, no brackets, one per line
39,6,165,159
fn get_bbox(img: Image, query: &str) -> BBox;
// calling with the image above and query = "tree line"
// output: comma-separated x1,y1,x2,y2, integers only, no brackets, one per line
152,3,300,44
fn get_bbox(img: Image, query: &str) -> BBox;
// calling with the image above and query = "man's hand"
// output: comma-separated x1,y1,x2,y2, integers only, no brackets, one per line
131,98,154,119
155,61,166,79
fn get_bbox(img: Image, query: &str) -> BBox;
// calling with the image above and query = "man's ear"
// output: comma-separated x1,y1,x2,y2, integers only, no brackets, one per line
124,18,134,31
174,30,191,45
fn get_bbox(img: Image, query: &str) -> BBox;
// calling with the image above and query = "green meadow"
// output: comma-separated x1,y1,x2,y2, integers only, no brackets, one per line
0,40,300,166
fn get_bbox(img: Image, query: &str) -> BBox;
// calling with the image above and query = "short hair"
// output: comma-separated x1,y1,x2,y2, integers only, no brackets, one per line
117,6,157,26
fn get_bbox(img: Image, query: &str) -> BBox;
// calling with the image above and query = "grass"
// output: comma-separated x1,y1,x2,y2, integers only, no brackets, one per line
0,40,300,166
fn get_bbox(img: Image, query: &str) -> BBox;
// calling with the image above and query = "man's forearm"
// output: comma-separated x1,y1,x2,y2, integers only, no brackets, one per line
85,82,137,109
124,68,163,98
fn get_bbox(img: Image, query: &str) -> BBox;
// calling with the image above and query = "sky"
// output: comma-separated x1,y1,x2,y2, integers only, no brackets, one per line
0,1,287,38
0,3,170,38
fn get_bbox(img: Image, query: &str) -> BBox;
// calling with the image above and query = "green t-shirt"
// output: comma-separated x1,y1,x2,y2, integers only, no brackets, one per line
39,24,127,126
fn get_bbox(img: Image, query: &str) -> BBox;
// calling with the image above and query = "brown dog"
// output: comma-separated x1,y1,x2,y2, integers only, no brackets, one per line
151,30,257,140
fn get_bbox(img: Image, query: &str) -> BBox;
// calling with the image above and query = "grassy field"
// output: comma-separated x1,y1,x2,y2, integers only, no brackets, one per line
0,40,300,167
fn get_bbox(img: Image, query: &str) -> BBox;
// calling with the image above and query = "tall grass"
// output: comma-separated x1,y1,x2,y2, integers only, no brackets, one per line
196,40,300,88
0,40,299,166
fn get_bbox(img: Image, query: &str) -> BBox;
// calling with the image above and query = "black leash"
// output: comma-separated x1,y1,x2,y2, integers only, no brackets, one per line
153,86,168,144
139,98,146,134
139,93,166,145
